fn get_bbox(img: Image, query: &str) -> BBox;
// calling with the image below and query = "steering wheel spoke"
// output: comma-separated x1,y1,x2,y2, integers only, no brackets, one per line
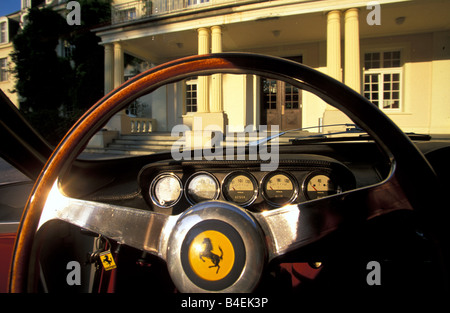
253,174,414,261
39,182,176,259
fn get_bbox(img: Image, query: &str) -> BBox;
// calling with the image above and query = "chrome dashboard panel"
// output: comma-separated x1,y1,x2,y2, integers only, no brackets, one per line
139,154,356,214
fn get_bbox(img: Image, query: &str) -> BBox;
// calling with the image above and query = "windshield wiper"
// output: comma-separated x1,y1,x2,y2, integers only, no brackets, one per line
356,132,431,141
247,123,365,146
247,124,433,147
294,124,365,139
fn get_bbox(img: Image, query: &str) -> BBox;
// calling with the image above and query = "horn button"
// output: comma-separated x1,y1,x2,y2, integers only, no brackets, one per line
166,201,266,292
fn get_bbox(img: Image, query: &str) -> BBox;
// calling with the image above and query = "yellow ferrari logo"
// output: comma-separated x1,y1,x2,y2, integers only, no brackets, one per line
188,230,235,281
99,251,117,271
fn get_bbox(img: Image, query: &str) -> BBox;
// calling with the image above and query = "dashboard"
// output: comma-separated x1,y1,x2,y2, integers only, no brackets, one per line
138,155,356,214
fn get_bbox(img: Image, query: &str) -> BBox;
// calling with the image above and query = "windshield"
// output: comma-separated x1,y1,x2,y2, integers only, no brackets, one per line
2,0,448,160
78,73,363,160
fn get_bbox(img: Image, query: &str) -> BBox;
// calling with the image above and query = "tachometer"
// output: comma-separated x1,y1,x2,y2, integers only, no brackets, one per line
222,172,258,206
262,172,297,206
304,173,341,200
150,173,182,208
186,172,220,204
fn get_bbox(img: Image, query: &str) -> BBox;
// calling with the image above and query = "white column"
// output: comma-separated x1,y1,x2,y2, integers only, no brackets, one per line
197,28,210,113
327,10,342,82
210,25,223,113
113,41,124,88
344,8,361,93
104,44,114,95
189,27,227,147
107,41,130,134
211,25,222,53
323,10,352,128
198,27,210,55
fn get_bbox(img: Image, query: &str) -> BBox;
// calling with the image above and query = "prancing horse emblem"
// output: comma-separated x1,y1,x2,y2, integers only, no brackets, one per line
199,238,224,274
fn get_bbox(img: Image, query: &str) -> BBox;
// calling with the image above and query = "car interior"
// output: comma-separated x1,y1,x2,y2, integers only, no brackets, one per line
1,54,450,300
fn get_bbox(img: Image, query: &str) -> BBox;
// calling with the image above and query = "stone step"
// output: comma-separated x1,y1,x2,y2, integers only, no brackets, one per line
108,143,175,150
85,130,313,156
114,139,183,146
118,132,181,141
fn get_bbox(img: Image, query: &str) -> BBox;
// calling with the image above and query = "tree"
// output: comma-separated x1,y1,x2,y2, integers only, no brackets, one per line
10,7,74,144
10,1,111,145
66,0,112,114
11,7,73,112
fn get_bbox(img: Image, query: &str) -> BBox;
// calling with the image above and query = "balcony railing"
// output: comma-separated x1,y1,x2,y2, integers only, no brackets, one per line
112,1,152,24
112,0,250,24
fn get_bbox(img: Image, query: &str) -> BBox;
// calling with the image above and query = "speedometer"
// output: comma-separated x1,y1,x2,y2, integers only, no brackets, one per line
222,172,258,206
262,172,298,206
304,173,341,200
150,173,182,208
186,172,220,204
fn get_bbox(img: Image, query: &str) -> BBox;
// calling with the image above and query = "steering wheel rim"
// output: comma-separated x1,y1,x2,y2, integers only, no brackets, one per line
9,53,444,293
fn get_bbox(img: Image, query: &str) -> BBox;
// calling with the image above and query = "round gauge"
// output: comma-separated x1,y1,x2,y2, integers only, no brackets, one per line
262,172,297,206
150,173,182,208
304,173,341,200
186,172,220,204
222,172,258,206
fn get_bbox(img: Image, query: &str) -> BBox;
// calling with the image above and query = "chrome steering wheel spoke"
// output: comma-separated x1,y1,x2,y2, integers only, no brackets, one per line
38,181,177,260
253,174,414,261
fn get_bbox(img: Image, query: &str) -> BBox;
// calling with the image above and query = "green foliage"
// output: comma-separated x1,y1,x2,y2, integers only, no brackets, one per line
10,1,111,145
11,7,73,113
67,0,112,113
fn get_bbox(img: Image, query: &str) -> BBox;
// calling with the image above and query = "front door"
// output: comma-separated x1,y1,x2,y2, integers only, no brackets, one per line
261,78,302,131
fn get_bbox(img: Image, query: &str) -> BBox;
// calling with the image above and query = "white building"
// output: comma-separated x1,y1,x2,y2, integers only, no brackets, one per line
0,11,20,107
5,0,450,138
94,0,450,137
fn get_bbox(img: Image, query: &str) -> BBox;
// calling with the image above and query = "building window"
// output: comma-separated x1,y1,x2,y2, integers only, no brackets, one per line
262,79,277,110
188,0,210,6
0,22,7,44
0,58,8,82
363,51,402,110
58,40,74,59
185,78,197,113
285,83,300,109
116,8,136,23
